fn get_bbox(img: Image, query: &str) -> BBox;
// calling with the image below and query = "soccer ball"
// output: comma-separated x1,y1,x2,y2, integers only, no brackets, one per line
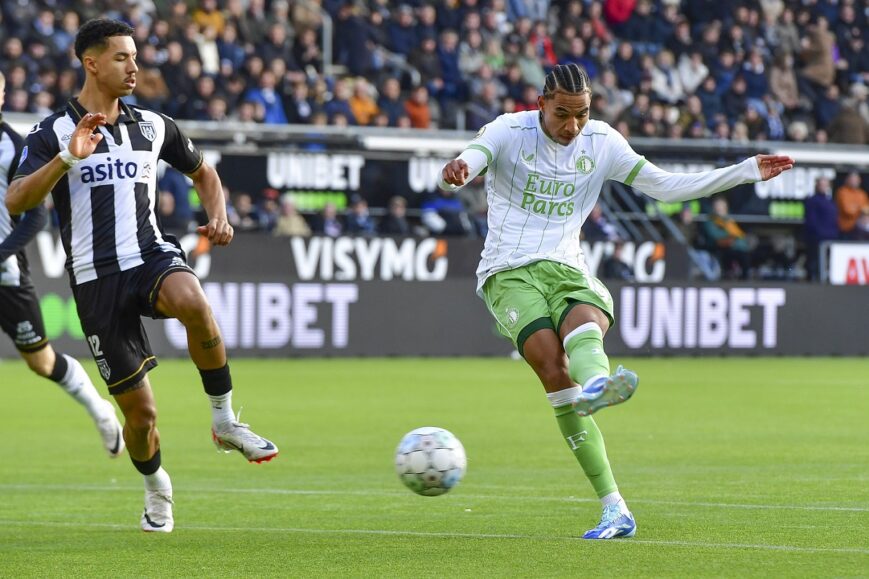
395,427,467,496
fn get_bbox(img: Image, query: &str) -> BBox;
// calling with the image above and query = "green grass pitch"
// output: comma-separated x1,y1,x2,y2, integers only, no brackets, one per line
0,357,867,577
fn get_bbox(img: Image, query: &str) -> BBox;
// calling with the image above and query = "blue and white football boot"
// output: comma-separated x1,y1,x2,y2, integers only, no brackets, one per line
582,503,637,540
573,365,639,417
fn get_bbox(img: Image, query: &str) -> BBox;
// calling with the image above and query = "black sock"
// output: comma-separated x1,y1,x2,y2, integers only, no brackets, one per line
199,364,232,396
131,449,161,476
48,352,69,382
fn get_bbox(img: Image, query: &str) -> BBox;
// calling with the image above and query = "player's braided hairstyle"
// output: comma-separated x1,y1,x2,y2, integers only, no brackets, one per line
74,18,135,61
542,64,592,99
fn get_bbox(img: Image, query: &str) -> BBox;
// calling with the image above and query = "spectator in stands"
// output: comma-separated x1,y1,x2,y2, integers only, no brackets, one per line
333,1,370,76
582,204,619,242
826,84,869,145
378,196,411,236
411,34,444,88
405,85,432,129
600,241,634,281
284,81,315,125
770,51,802,114
229,192,262,232
273,195,311,238
612,42,642,91
244,70,287,124
158,167,194,229
702,197,752,280
158,192,189,233
517,41,546,89
804,177,840,281
421,188,473,236
377,78,404,127
388,4,417,57
349,77,379,126
293,28,323,73
466,81,502,131
798,16,836,103
312,203,343,238
345,195,377,236
560,37,597,80
723,76,749,125
674,204,720,280
835,172,869,240
218,23,246,73
324,78,357,125
678,51,708,95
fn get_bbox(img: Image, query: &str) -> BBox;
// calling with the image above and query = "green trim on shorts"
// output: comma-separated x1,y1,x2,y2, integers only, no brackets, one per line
516,317,555,358
557,299,615,334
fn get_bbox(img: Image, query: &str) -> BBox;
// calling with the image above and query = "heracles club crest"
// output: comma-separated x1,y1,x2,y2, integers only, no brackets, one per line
138,121,156,142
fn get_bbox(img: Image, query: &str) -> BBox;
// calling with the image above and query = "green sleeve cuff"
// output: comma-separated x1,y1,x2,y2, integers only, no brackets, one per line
624,158,647,186
466,144,493,166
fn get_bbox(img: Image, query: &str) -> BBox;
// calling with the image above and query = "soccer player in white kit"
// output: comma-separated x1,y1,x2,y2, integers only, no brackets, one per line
440,64,793,539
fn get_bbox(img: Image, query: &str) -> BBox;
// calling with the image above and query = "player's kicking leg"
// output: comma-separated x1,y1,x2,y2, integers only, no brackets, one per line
154,270,278,463
22,345,124,458
557,305,637,539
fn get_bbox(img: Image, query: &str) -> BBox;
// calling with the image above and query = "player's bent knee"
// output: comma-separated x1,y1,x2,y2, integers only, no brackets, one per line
125,404,158,434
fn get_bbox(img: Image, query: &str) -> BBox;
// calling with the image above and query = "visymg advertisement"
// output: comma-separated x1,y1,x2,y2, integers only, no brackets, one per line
2,235,866,359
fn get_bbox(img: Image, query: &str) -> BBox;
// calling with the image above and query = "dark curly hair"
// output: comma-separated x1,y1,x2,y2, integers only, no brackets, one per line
74,18,135,62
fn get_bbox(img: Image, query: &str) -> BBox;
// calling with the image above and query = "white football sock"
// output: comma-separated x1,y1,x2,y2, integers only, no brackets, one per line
601,491,629,514
144,467,172,491
208,392,235,430
57,355,108,420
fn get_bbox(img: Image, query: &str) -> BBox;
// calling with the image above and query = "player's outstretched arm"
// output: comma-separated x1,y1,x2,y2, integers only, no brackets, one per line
6,113,106,214
627,154,795,203
191,162,234,246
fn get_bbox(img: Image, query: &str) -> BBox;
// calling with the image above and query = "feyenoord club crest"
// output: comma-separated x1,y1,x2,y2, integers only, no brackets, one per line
138,121,156,142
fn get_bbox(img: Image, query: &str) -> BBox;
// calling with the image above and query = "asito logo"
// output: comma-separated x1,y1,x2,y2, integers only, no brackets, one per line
79,157,139,184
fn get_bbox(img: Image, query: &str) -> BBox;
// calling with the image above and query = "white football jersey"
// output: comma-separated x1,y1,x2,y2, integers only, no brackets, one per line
468,112,643,292
444,110,761,294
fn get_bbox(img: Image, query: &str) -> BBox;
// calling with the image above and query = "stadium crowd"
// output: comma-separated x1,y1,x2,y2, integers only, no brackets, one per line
0,0,866,142
3,0,867,281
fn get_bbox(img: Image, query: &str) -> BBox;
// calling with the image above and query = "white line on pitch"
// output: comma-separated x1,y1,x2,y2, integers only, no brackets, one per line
0,483,866,513
0,519,866,555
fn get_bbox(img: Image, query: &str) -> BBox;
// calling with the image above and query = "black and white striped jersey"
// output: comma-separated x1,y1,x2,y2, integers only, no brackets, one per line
0,120,25,286
14,98,203,285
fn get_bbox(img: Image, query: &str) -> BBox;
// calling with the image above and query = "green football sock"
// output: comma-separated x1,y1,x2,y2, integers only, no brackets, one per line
563,322,610,386
554,405,618,498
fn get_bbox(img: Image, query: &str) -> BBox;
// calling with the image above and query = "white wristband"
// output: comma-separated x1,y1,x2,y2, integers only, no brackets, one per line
59,148,82,167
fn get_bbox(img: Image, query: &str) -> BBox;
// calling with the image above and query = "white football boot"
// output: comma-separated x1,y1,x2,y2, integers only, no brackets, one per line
141,488,174,533
212,414,278,464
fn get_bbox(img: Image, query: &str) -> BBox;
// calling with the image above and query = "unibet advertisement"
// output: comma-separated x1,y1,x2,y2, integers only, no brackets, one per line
1,234,867,359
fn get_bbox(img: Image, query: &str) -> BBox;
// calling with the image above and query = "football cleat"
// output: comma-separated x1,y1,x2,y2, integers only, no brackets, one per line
94,399,125,458
582,504,636,540
141,489,174,533
573,365,639,417
212,417,279,464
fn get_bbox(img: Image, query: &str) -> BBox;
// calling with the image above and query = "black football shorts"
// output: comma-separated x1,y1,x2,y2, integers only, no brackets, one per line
0,278,49,353
72,252,195,394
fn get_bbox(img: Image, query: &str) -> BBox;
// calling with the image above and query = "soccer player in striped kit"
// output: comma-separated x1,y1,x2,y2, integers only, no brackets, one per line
6,19,278,533
0,71,125,460
440,63,794,539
